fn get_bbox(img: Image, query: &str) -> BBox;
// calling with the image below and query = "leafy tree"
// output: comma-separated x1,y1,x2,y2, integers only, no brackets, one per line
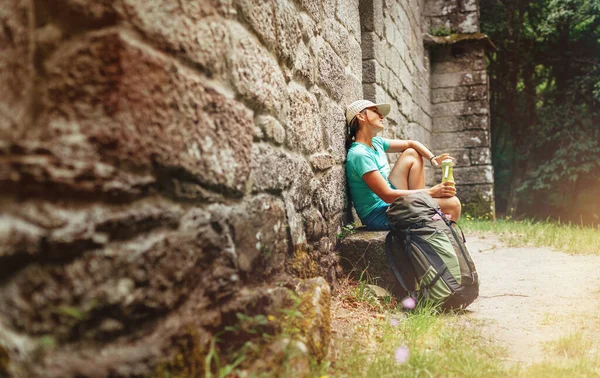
481,0,600,225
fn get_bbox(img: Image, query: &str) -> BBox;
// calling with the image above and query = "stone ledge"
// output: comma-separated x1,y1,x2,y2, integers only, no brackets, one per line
338,229,406,297
423,33,497,50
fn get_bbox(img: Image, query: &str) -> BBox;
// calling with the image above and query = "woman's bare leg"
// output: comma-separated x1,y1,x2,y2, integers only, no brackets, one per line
389,148,461,221
388,148,425,190
433,196,462,221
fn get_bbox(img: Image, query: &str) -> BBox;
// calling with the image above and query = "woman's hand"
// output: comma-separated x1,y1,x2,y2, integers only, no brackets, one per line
428,181,456,198
430,153,454,167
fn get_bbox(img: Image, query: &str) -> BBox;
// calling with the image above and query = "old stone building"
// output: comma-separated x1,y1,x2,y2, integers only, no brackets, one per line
0,0,493,376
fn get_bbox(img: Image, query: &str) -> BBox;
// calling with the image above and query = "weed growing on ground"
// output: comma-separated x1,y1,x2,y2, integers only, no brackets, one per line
328,277,600,378
461,217,600,255
337,223,359,240
543,332,593,359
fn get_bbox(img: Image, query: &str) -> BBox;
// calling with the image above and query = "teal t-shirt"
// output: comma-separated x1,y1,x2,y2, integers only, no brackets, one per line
346,137,391,220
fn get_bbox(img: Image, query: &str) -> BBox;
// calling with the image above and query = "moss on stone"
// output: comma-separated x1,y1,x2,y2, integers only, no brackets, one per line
288,246,320,279
0,345,9,376
293,278,331,362
153,327,204,378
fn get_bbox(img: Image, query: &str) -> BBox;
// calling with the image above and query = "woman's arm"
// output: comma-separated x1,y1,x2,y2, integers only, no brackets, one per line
387,140,433,158
362,170,456,203
386,139,451,167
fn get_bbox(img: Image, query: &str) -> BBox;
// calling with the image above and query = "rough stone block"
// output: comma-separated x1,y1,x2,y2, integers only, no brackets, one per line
431,70,487,88
339,230,402,294
362,32,385,62
432,85,487,104
28,30,253,198
229,22,288,114
384,13,396,42
250,143,311,193
299,11,319,41
293,40,315,84
121,1,230,78
363,82,386,103
470,147,492,165
302,206,328,242
232,194,289,273
387,72,403,101
434,129,489,150
348,36,363,77
398,88,415,121
295,277,331,362
320,97,347,162
393,32,409,62
287,83,323,154
317,166,346,218
235,0,276,47
397,58,414,95
424,0,457,17
362,59,383,84
0,200,186,291
433,115,489,132
453,165,494,185
317,42,345,100
0,203,234,339
458,11,479,34
274,0,302,64
457,183,495,203
431,100,488,117
403,122,430,145
460,0,478,12
284,192,307,246
297,0,321,21
255,115,286,145
323,18,350,65
384,46,402,77
433,148,471,167
322,0,336,18
336,0,360,41
0,0,34,139
309,153,336,171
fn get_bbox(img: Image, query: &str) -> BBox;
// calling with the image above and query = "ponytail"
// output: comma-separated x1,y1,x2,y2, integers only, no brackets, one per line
345,117,360,150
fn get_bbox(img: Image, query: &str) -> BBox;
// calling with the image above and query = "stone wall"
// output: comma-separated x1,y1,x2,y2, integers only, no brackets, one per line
0,0,356,376
361,0,435,181
0,0,493,375
424,0,495,211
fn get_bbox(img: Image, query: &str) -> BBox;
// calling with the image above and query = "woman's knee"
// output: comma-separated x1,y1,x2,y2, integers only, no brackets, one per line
402,148,420,159
451,196,461,210
400,148,422,165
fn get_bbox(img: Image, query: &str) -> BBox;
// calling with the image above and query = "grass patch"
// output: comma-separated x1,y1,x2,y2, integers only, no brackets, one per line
460,218,600,255
543,332,593,358
328,278,600,378
329,279,507,378
516,357,600,378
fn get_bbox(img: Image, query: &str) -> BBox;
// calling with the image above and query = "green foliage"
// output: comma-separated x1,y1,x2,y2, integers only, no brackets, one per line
337,223,358,239
481,0,600,225
429,26,453,36
329,305,507,377
461,218,600,255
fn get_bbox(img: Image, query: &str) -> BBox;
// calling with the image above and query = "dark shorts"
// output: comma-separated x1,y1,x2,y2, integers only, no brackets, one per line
362,203,392,231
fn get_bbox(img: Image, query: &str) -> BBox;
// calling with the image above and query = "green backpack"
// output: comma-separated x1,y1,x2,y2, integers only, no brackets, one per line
385,192,479,310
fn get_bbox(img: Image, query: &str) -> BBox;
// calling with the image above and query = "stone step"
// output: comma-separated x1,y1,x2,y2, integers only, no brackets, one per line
339,229,408,298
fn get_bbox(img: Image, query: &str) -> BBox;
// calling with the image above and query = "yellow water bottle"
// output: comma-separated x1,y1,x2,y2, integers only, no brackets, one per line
441,159,455,186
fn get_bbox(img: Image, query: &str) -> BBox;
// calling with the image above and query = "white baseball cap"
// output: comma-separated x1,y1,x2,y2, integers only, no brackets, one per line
345,99,391,124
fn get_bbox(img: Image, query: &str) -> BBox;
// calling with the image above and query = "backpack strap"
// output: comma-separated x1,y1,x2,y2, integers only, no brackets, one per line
385,232,410,294
449,220,467,243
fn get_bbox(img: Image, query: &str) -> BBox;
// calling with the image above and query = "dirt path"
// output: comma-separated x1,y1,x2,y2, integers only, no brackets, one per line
466,234,600,364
